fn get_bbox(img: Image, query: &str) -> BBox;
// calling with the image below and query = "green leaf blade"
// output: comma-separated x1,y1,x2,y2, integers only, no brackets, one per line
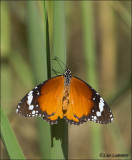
1,106,26,160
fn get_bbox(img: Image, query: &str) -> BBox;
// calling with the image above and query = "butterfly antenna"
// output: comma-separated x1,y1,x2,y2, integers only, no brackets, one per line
52,69,63,76
53,56,67,73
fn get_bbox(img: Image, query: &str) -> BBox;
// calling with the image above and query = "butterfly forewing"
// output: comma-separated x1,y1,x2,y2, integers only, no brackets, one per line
16,76,65,125
38,76,65,124
16,81,49,118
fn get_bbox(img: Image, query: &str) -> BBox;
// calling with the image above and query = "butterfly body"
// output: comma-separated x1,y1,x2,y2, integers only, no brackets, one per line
16,69,114,125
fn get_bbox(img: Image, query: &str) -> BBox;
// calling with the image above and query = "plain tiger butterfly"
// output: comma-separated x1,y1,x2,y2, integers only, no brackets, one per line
16,69,114,125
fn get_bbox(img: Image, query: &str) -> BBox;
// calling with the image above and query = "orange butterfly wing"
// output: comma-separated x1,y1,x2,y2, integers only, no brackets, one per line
65,77,113,125
37,76,64,124
64,77,94,124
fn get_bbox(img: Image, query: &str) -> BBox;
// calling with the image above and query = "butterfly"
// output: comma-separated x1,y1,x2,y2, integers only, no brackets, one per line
16,69,114,125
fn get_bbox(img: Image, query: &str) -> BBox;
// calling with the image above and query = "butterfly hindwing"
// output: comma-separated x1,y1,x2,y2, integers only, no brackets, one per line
66,77,114,125
85,86,114,124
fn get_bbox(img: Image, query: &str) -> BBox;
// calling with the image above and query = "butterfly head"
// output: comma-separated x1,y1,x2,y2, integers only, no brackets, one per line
64,69,72,78
64,69,72,84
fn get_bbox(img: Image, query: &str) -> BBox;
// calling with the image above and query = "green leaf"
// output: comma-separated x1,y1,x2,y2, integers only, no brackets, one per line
1,106,26,160
26,1,51,159
51,1,68,159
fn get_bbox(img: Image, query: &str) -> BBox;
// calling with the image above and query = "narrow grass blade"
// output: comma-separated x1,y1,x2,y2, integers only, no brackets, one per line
52,1,66,75
81,1,102,158
27,1,48,83
81,1,97,86
1,106,26,160
51,1,68,159
26,1,51,159
44,1,51,78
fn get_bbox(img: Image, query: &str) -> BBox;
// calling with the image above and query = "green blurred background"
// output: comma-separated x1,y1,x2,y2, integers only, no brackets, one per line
1,1,131,159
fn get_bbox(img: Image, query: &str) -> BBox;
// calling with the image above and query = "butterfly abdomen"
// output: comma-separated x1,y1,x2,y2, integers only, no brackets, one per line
62,85,70,114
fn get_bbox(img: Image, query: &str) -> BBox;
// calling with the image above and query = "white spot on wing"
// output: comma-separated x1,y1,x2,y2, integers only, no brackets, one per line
29,105,34,110
32,110,35,114
37,91,40,95
97,97,105,116
100,97,104,102
28,90,33,95
16,108,18,113
96,111,101,117
94,116,97,120
27,91,33,105
99,99,104,113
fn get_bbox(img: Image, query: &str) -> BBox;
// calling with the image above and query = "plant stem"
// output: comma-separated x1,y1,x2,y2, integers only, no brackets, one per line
50,1,68,159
